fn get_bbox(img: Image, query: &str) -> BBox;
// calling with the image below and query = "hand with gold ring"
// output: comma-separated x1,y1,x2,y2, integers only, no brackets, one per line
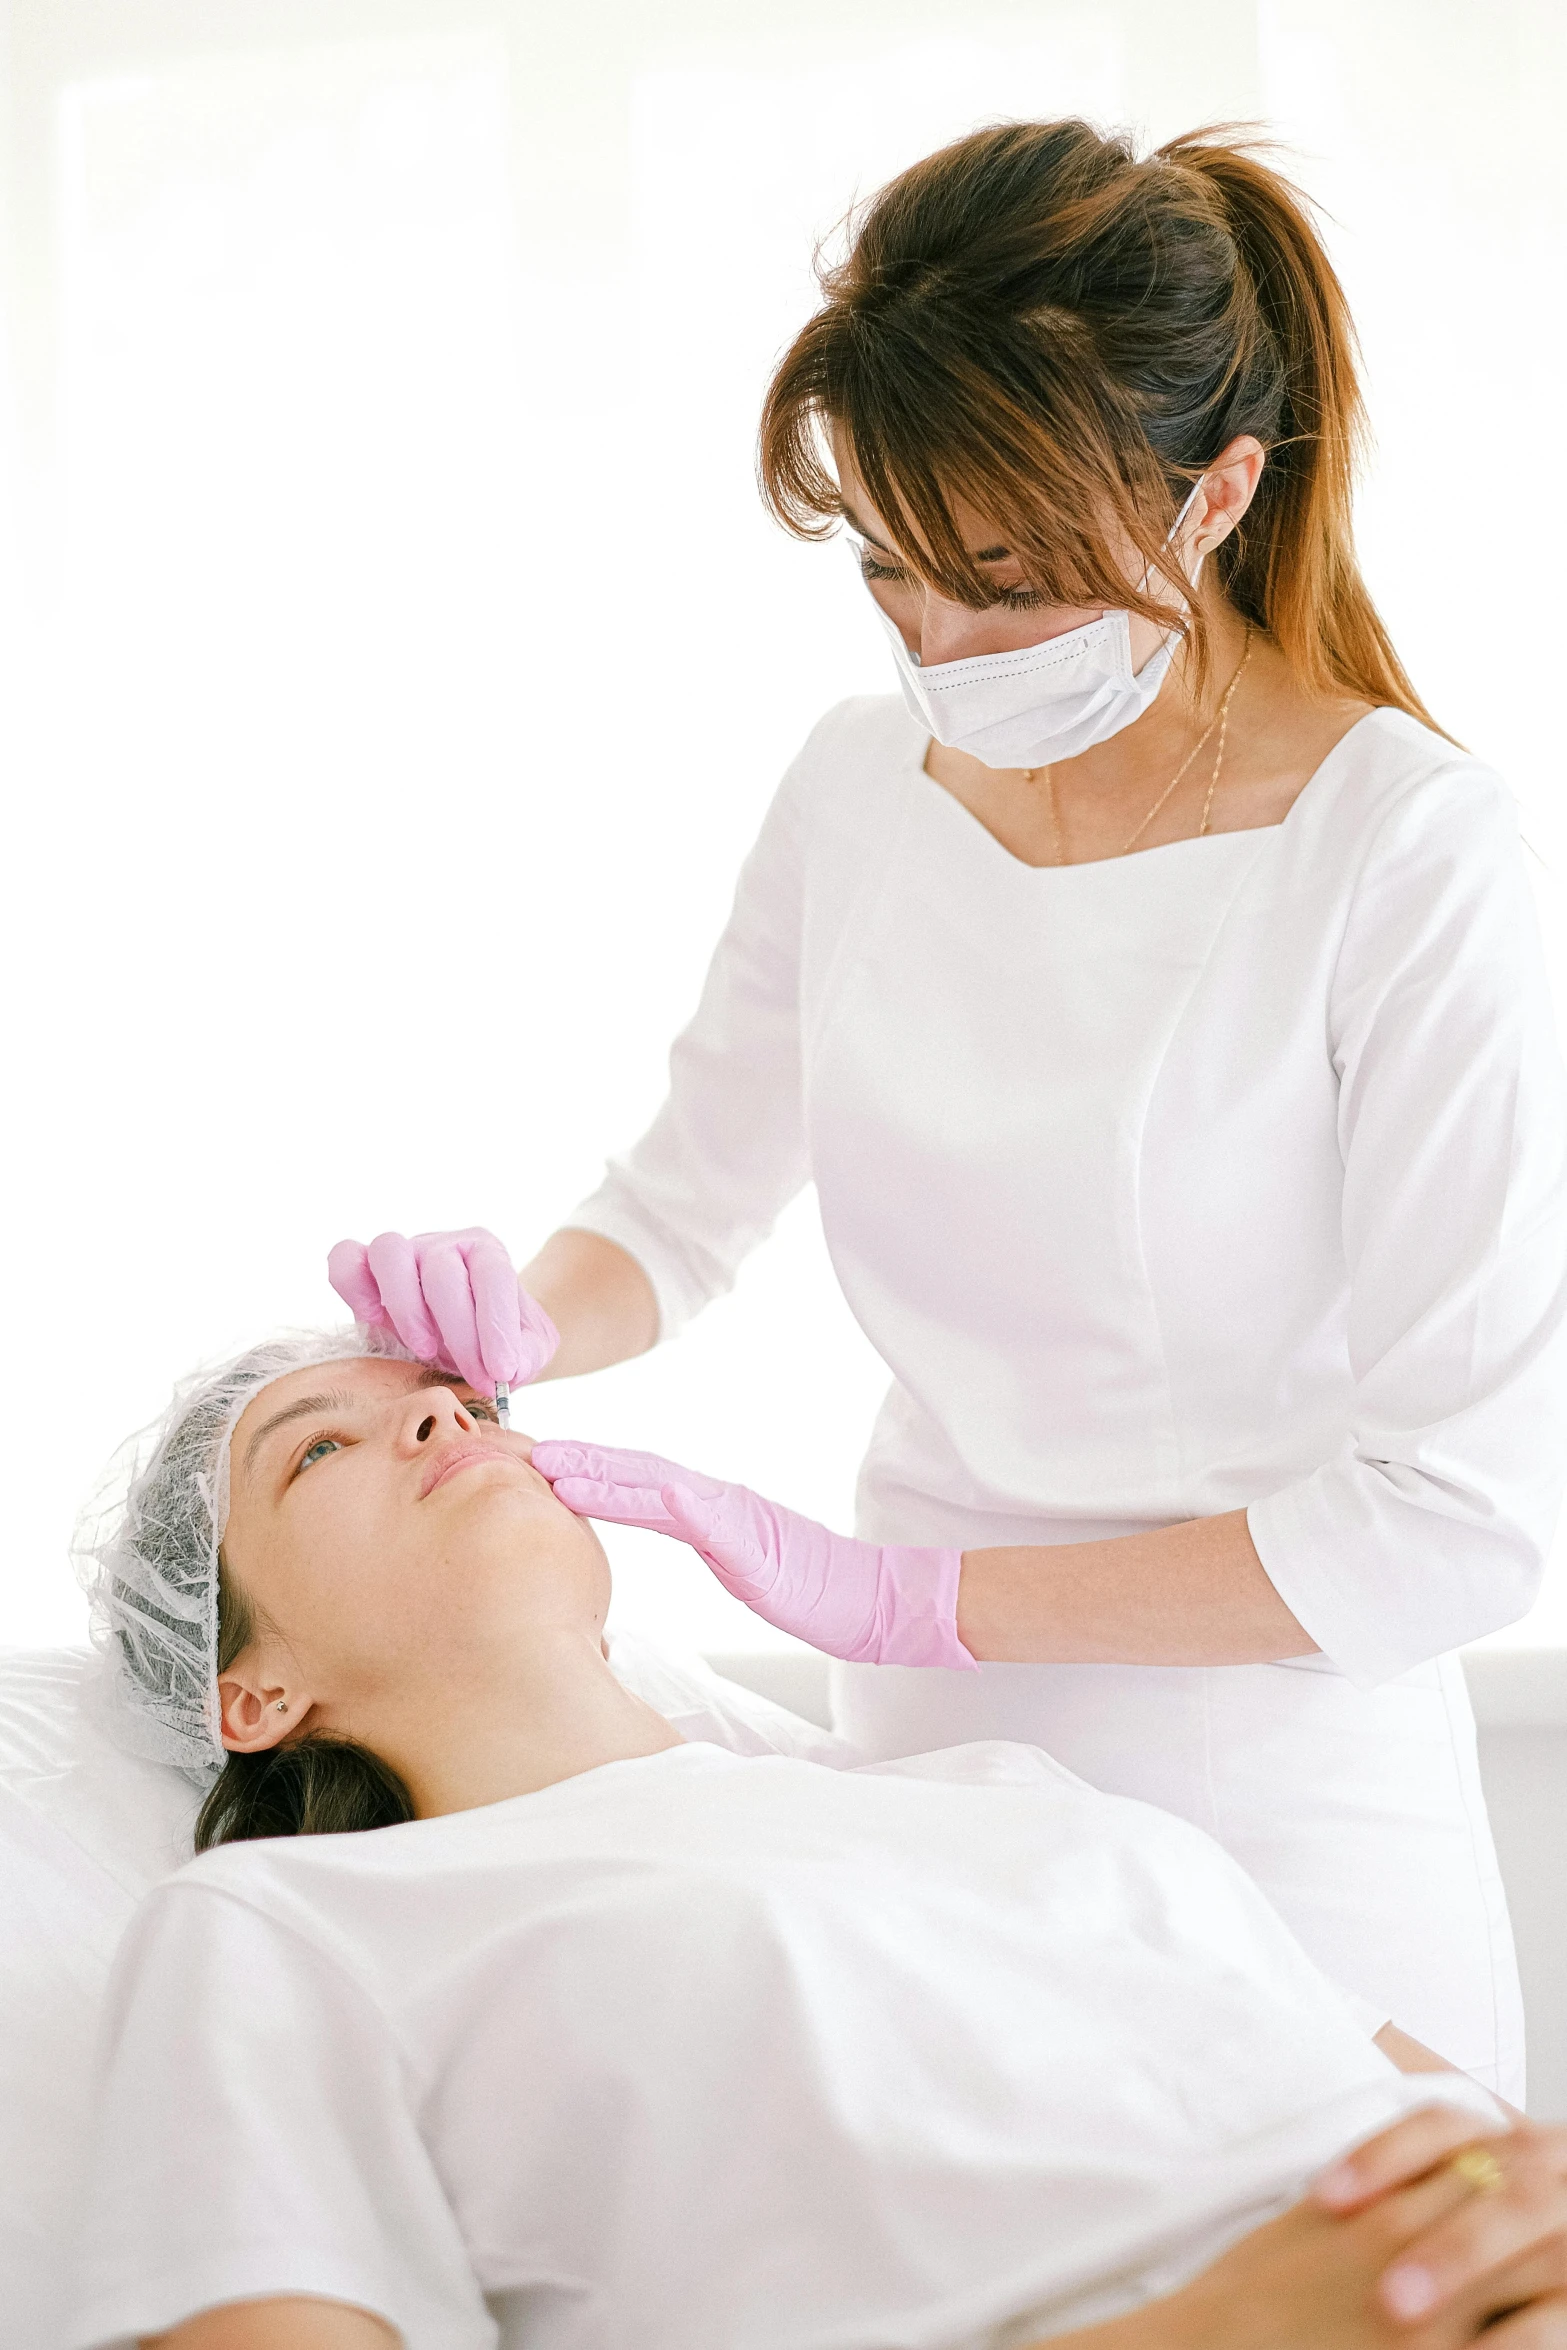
1314,2104,1567,2334
1448,2145,1507,2197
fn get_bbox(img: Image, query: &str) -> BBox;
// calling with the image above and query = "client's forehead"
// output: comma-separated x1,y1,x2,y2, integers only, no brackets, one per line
261,1354,451,1411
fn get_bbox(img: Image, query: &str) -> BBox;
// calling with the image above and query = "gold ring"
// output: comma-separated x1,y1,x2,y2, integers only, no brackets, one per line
1450,2147,1506,2194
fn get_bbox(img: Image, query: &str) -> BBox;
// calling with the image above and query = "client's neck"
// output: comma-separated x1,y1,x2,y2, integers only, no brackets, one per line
375,1625,684,1820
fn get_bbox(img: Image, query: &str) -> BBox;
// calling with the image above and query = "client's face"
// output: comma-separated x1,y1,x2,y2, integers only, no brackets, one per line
220,1356,610,1749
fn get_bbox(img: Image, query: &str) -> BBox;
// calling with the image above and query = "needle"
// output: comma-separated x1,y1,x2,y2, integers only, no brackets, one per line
494,1383,511,1428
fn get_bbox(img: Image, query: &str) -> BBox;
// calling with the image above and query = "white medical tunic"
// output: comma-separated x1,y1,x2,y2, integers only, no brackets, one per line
568,698,1567,2096
66,1741,1498,2350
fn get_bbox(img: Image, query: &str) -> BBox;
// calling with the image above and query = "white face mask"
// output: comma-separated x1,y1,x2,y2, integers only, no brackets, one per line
862,480,1205,771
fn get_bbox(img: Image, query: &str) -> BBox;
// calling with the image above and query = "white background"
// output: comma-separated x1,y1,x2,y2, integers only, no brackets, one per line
1,0,1563,1658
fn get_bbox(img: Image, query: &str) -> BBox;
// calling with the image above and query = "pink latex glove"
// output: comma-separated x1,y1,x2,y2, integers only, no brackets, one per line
531,1441,976,1671
327,1227,559,1395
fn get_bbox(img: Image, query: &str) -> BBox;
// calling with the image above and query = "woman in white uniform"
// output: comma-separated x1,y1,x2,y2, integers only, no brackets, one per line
330,123,1567,2102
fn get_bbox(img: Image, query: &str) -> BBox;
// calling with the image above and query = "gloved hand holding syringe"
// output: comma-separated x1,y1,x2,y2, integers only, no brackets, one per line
327,1228,559,1425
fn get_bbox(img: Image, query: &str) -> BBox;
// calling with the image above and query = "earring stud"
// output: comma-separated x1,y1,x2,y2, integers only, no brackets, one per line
275,1700,288,1714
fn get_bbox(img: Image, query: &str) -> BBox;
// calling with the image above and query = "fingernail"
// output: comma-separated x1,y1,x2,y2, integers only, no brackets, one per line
1314,2162,1359,2205
1383,2266,1438,2320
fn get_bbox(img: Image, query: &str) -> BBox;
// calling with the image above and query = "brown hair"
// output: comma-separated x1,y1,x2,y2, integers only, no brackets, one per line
760,119,1440,727
194,1559,414,1851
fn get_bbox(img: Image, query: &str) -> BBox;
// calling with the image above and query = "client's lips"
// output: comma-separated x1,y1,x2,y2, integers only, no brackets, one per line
419,1443,517,1501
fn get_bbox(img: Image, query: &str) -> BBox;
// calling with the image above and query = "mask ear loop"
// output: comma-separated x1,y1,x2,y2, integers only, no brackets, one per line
1139,475,1209,598
1125,476,1211,691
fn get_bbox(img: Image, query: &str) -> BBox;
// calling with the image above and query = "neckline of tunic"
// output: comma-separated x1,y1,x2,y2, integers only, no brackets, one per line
904,707,1381,882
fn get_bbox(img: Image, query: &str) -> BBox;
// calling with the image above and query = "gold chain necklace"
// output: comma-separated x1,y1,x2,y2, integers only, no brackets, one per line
1026,628,1253,866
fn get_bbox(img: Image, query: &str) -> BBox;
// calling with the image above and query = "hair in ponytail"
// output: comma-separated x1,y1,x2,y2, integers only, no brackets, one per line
194,1560,415,1852
760,119,1442,729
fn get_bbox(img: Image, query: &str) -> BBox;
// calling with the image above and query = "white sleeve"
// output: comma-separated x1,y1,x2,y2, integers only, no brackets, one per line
1248,767,1567,1688
64,1883,495,2350
565,757,812,1339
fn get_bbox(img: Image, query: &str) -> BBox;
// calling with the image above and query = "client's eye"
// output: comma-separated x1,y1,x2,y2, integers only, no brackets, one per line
296,1436,342,1477
467,1399,499,1425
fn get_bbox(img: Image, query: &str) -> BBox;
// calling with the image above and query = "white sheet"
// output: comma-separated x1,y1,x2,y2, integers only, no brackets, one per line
0,1633,838,2349
65,1737,1496,2350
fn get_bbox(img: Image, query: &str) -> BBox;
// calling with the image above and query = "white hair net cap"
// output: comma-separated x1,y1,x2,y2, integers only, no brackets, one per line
74,1324,421,1784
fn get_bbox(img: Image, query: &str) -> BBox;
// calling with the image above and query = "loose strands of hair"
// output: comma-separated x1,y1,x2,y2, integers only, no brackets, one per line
758,118,1446,732
194,1555,415,1850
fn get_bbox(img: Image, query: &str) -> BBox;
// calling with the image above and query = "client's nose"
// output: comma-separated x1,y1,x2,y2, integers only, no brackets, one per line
402,1383,476,1451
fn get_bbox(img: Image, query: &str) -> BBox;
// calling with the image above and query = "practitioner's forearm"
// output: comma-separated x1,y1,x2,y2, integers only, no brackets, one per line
521,1229,660,1380
955,1511,1317,1668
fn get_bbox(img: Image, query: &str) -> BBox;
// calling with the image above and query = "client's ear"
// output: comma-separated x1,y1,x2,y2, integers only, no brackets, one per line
218,1663,313,1755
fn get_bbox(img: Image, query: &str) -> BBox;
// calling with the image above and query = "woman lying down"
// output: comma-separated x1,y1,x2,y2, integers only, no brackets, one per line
68,1330,1567,2350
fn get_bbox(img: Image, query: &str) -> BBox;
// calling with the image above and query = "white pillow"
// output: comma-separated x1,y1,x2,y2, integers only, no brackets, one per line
0,1636,853,2347
0,1649,202,2350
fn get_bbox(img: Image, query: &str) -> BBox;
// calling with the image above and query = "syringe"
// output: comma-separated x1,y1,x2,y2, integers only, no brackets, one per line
494,1382,511,1428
